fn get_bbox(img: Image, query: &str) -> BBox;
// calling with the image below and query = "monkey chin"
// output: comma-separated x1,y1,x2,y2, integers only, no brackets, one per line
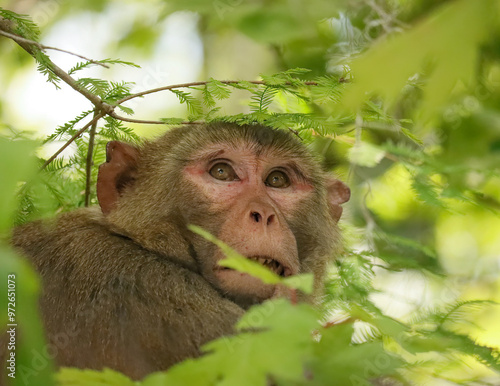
206,251,297,307
213,268,278,307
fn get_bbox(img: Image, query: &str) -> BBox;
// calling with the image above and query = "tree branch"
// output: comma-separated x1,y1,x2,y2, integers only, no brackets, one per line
84,110,99,206
109,112,201,125
41,112,106,169
115,80,320,106
0,29,109,68
1,15,336,174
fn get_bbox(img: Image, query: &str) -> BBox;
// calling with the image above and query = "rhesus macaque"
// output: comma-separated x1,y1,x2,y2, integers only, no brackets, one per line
9,123,350,380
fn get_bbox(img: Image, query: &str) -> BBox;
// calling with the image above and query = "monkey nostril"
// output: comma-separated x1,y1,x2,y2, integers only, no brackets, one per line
251,212,262,223
250,211,277,226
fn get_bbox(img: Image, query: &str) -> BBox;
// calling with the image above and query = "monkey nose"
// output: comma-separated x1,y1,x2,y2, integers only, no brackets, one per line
250,211,276,226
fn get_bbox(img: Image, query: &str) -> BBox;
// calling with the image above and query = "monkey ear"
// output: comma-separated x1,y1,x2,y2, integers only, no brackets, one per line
326,178,350,222
97,141,140,215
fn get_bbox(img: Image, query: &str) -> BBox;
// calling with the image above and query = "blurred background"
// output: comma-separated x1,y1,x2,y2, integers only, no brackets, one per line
1,0,500,384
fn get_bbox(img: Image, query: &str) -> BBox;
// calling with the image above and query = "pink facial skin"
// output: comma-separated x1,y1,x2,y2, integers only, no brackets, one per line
184,146,314,215
183,143,314,301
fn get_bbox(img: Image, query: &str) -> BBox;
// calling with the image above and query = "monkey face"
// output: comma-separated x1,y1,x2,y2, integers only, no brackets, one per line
182,142,318,304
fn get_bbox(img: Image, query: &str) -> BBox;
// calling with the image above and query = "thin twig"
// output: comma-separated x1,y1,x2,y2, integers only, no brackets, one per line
84,110,99,206
0,29,109,68
115,80,320,106
287,128,303,140
109,112,202,125
41,112,106,169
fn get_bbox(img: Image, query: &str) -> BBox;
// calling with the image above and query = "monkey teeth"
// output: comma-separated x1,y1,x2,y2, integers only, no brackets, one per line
248,256,287,277
218,257,291,278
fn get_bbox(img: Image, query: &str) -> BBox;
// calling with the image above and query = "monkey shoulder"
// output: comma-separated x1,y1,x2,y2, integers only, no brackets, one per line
12,206,192,281
12,207,126,269
11,206,243,316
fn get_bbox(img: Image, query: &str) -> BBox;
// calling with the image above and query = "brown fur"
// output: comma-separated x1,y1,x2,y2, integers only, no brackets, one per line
9,123,349,380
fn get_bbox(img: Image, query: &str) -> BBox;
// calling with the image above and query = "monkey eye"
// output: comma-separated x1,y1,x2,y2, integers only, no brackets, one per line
265,170,290,188
209,162,238,181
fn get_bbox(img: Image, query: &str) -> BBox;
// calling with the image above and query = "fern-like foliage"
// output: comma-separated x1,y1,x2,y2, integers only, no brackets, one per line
170,89,203,119
99,116,141,143
0,9,63,87
0,8,40,41
45,110,94,142
68,58,140,76
249,86,280,113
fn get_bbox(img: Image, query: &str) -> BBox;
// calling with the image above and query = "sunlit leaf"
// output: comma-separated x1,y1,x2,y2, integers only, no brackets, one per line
57,367,135,385
283,273,314,294
0,138,38,231
341,0,498,121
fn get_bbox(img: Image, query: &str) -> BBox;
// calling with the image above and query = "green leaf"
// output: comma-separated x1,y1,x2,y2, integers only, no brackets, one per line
221,255,283,285
412,175,446,208
0,8,40,41
283,273,314,295
170,89,203,118
68,58,140,76
400,127,423,145
206,78,231,100
369,315,408,338
145,300,319,386
0,247,55,386
341,0,498,121
208,299,319,385
202,84,216,108
229,80,258,92
56,367,135,385
0,138,38,231
75,78,110,97
0,136,56,384
159,117,185,125
237,10,303,44
374,231,442,274
249,86,279,113
310,323,403,385
141,359,218,386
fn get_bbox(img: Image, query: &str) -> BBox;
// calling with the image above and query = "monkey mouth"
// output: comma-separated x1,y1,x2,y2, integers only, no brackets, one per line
219,255,292,278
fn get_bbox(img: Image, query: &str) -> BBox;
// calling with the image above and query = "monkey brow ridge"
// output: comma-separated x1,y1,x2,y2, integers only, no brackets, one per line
183,145,315,186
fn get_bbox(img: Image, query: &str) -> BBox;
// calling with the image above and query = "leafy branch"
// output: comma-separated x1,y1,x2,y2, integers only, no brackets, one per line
0,14,331,163
0,11,340,208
